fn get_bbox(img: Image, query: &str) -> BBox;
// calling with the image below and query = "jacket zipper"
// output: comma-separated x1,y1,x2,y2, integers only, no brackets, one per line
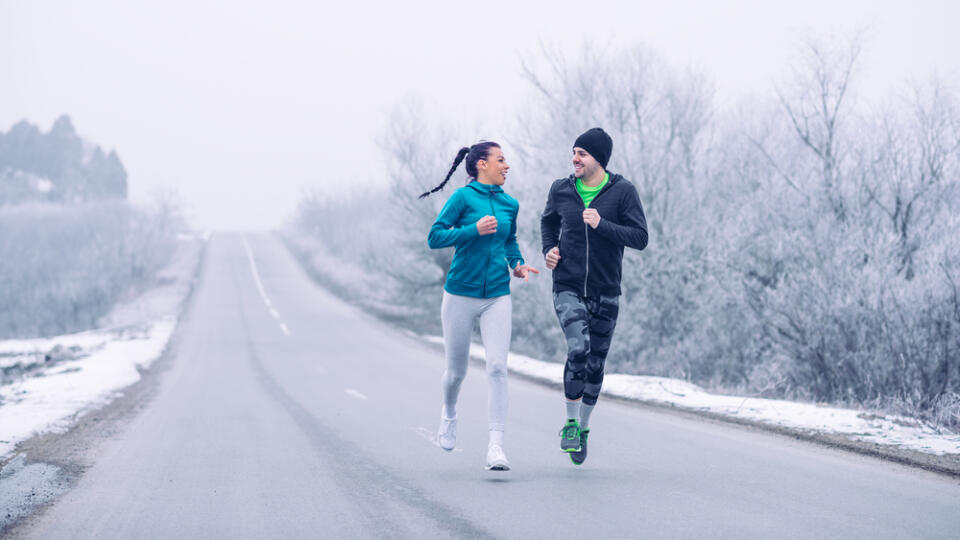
583,197,589,297
483,192,496,297
581,177,613,297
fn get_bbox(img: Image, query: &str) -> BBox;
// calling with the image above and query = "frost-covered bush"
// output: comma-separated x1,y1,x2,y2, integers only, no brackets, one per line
0,201,178,338
287,37,960,430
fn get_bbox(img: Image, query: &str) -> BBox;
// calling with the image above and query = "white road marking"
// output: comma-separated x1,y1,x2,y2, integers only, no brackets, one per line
242,235,292,337
242,236,270,301
413,427,462,452
345,388,368,400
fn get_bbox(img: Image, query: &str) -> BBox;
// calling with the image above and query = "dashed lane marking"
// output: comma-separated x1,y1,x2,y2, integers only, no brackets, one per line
345,388,368,400
242,235,292,337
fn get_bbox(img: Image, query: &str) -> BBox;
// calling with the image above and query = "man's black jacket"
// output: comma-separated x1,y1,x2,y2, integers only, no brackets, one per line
541,173,648,297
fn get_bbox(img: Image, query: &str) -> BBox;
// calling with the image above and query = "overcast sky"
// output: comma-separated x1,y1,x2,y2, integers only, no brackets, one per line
2,0,957,230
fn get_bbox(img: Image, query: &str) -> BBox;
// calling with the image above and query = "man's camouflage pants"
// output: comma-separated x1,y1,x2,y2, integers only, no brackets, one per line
552,290,620,406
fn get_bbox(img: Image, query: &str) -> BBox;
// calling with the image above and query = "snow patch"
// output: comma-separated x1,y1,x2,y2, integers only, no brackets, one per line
0,323,174,459
0,238,203,461
423,335,960,457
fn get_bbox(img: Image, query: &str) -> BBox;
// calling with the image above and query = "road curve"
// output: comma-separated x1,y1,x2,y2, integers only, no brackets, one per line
17,232,960,539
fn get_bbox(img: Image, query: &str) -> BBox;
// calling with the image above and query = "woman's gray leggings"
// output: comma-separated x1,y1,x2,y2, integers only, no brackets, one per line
440,291,511,432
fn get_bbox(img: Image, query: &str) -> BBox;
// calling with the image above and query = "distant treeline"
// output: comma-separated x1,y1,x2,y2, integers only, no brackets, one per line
286,35,960,431
0,116,183,339
0,115,127,205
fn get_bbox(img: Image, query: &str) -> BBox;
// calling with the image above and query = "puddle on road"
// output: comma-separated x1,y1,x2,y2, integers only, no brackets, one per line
0,453,68,532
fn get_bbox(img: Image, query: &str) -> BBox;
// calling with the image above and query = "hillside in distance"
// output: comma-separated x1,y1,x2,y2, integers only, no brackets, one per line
0,115,127,205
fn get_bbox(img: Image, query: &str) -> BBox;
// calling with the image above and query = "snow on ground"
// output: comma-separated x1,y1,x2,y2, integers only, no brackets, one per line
422,336,960,457
0,321,175,458
0,236,204,460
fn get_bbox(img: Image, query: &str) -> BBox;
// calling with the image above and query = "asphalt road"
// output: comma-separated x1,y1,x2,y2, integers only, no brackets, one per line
17,233,960,539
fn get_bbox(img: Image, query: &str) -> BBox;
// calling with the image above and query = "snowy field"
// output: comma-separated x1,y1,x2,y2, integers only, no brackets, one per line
0,235,205,460
422,336,960,457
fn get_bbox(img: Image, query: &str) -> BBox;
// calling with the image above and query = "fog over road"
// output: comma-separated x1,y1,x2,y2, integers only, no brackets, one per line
17,233,960,539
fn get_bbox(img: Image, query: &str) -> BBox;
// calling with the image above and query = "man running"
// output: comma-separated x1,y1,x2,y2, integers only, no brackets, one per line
541,127,648,465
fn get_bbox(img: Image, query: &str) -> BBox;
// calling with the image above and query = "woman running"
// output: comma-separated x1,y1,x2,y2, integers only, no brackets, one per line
421,141,538,471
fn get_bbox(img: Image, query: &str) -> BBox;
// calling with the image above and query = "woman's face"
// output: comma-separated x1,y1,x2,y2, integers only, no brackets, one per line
477,146,509,186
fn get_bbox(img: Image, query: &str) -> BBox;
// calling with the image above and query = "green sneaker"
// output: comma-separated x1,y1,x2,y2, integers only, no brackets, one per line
569,429,589,465
559,419,581,452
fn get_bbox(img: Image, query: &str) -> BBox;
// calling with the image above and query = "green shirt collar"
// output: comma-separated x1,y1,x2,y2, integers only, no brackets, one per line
576,172,609,192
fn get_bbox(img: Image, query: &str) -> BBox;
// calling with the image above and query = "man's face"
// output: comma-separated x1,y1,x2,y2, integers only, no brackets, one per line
572,147,600,179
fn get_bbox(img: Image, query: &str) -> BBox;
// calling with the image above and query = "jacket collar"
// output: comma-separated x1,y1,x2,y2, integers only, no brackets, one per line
562,171,621,188
466,180,504,194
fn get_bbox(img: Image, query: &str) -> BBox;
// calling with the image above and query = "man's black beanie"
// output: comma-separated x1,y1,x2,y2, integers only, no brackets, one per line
573,127,613,169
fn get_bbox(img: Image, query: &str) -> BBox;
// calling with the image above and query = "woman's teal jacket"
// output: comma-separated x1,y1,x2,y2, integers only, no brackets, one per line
428,181,525,298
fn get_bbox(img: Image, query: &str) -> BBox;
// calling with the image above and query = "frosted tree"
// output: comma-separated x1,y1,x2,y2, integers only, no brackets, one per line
514,42,718,376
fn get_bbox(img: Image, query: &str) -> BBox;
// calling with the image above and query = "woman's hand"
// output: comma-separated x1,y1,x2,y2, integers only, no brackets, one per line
512,264,540,281
476,215,498,236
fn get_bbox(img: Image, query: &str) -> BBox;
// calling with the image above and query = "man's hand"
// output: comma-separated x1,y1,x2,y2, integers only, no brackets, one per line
545,246,561,270
512,264,540,281
582,209,601,229
476,215,498,235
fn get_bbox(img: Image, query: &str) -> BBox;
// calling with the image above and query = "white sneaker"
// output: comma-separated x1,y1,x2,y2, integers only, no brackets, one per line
437,417,457,451
485,445,510,471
